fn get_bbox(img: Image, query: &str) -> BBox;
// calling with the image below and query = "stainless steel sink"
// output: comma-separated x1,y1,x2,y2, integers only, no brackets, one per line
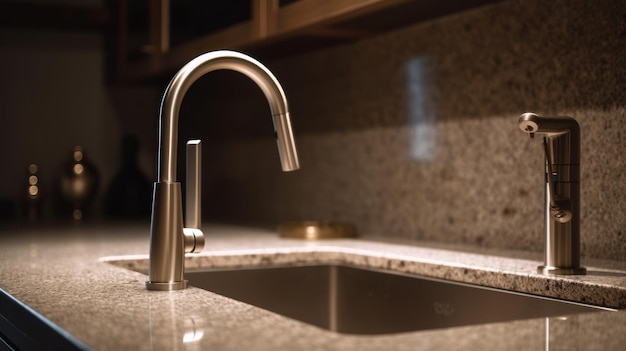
186,264,612,335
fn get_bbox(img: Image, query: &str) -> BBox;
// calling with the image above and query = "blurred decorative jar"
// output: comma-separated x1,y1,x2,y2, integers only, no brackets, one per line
55,146,99,221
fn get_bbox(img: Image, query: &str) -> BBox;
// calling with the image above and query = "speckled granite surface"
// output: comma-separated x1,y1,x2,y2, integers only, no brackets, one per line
177,0,626,262
1,224,625,350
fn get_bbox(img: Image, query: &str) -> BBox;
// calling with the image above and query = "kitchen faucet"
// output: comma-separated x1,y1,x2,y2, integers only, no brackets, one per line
146,50,300,290
518,113,585,275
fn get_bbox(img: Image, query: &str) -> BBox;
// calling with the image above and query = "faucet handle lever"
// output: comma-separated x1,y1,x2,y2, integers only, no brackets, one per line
184,140,204,253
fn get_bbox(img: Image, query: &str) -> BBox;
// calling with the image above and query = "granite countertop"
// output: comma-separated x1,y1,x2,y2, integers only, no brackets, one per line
0,223,625,350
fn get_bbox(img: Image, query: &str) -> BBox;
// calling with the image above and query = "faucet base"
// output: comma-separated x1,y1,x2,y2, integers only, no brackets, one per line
537,266,586,275
146,280,188,291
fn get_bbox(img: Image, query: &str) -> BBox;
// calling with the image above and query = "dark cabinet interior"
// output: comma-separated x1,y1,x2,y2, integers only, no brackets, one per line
1,0,503,83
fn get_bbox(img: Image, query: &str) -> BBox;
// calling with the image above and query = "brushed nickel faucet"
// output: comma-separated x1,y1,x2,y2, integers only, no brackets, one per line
518,113,585,275
146,50,300,290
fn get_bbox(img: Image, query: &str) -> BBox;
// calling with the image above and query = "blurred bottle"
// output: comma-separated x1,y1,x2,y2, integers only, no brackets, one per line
0,199,15,221
54,146,100,221
104,134,152,219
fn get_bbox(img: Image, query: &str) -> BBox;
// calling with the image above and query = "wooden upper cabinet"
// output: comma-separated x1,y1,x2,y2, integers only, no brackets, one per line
110,0,502,83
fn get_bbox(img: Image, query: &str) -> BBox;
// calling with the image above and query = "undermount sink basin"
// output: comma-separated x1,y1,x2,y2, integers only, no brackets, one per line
186,264,611,335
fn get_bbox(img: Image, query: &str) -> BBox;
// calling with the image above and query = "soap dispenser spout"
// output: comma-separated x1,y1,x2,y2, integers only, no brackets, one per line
147,50,300,290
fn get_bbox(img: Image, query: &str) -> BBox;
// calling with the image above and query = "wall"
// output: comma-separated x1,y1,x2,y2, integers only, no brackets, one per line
1,0,621,262
0,28,159,219
178,0,625,261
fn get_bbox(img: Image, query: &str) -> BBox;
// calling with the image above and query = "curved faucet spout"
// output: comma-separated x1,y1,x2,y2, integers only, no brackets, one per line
147,51,300,291
158,50,300,183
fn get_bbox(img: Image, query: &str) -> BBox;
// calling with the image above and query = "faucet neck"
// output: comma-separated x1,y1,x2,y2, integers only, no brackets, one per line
157,50,296,183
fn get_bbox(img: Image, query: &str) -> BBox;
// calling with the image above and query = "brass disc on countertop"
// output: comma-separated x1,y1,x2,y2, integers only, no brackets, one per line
277,221,357,240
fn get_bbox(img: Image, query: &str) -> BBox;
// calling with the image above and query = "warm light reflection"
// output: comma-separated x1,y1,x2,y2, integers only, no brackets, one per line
405,57,437,161
73,149,83,162
305,225,317,239
28,175,38,185
28,185,39,197
73,163,84,175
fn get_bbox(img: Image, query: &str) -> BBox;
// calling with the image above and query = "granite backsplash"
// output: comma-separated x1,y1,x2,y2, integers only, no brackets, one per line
177,0,625,261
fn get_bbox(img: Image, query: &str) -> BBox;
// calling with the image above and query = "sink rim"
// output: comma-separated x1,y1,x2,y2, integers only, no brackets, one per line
187,262,617,312
100,245,626,310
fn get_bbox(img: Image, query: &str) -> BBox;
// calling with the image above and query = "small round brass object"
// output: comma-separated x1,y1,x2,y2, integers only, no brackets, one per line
277,221,357,240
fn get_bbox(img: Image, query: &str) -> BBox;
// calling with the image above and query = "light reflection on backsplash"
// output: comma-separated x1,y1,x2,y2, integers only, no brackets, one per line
405,56,437,161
